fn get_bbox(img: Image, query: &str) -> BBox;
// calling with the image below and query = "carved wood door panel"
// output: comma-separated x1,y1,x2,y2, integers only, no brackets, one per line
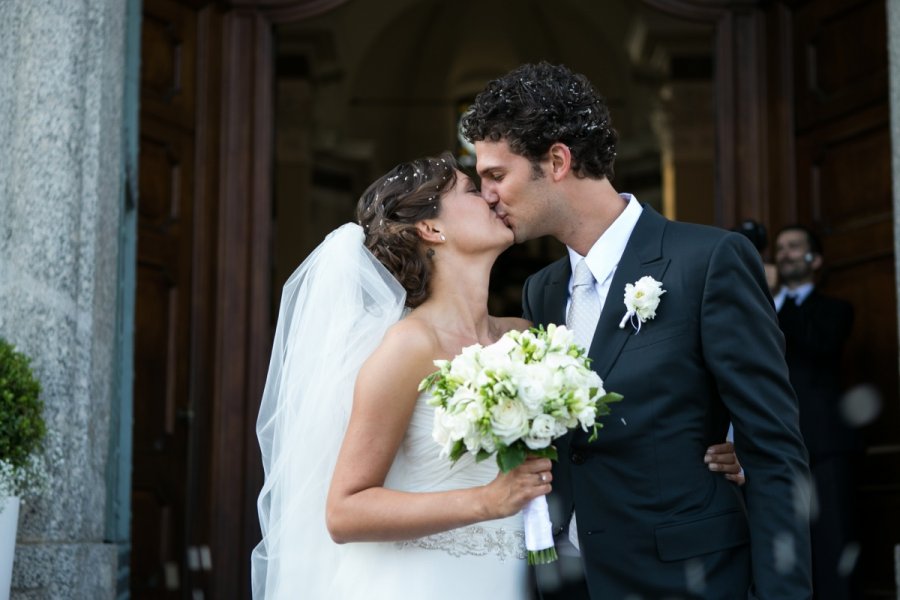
791,0,897,596
135,1,208,597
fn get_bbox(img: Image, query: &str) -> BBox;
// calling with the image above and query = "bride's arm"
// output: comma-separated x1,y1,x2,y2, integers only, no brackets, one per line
325,318,551,544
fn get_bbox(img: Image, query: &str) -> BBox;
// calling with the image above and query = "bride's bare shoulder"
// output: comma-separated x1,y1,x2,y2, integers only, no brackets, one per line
357,316,440,386
378,315,440,358
492,316,533,336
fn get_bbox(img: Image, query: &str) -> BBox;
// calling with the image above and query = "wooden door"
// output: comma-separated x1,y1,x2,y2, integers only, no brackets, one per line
789,0,897,596
134,0,219,596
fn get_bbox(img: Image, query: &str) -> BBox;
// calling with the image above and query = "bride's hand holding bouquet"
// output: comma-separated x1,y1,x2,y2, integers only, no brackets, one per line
419,324,622,564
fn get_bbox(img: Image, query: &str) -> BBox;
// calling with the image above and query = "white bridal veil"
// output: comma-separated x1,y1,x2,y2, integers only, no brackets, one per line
251,223,406,599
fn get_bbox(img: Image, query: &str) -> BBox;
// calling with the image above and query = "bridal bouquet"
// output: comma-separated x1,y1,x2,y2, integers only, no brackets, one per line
419,324,622,564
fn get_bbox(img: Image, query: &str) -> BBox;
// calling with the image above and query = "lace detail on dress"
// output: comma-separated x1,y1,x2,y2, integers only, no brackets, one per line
396,525,526,561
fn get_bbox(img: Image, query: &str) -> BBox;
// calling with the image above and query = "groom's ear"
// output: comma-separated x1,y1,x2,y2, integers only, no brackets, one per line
547,143,572,182
415,221,443,243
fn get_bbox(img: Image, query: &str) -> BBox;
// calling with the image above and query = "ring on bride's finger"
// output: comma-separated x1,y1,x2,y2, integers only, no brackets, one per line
539,473,547,483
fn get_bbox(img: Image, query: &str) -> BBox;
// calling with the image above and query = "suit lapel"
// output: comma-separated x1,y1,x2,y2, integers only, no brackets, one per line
590,206,671,380
541,258,570,326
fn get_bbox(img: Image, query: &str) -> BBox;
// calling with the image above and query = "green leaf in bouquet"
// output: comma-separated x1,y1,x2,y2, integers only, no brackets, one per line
496,443,526,473
418,370,440,392
588,424,600,443
601,392,624,404
475,448,492,463
527,446,558,462
449,439,467,463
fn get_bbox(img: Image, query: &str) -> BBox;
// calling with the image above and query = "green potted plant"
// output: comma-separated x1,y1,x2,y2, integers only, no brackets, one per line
0,337,48,596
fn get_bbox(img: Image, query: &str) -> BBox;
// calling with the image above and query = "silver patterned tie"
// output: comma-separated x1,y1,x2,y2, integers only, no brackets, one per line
563,258,600,553
567,258,601,353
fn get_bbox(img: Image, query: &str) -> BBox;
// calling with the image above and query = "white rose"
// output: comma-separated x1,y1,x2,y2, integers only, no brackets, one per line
449,344,482,381
480,345,513,373
553,419,569,438
481,435,497,454
433,407,470,457
512,364,551,414
462,396,486,422
463,427,484,453
524,414,557,449
542,353,565,370
432,406,452,453
490,399,530,446
576,403,597,430
443,410,470,441
584,369,605,393
488,333,517,357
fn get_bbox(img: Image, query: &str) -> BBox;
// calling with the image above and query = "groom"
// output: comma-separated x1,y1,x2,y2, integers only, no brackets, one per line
462,63,813,598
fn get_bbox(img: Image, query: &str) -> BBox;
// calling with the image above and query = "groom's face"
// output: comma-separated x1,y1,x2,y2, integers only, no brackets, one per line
474,139,553,244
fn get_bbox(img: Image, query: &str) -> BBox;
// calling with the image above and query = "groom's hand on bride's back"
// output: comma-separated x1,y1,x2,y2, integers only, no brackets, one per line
704,442,746,486
480,457,553,519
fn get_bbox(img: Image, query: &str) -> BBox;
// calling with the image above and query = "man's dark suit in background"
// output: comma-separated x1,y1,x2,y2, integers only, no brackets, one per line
775,224,857,599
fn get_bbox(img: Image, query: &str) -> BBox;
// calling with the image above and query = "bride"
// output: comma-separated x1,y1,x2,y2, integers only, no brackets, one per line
251,153,742,599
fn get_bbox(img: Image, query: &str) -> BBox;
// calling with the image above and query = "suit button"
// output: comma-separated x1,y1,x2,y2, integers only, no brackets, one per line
571,451,586,465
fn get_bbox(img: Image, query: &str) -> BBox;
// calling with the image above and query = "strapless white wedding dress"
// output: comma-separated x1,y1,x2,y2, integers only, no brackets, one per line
330,392,528,599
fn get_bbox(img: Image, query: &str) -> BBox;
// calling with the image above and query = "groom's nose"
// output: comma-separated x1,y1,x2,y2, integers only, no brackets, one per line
481,183,498,206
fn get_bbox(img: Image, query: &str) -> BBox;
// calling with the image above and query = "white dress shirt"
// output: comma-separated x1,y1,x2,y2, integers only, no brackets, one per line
773,282,814,312
566,194,644,314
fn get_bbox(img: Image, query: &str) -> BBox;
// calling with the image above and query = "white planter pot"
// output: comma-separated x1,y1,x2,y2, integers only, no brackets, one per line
0,497,19,600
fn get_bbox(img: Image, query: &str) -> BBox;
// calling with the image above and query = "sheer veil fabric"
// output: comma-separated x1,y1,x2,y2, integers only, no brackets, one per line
251,224,407,599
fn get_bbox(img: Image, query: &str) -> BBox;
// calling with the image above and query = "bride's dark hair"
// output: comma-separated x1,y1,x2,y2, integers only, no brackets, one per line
357,152,458,308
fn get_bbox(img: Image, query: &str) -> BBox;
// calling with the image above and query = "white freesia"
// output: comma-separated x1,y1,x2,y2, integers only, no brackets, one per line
547,322,575,350
619,276,666,332
420,324,623,566
524,414,557,449
449,344,482,380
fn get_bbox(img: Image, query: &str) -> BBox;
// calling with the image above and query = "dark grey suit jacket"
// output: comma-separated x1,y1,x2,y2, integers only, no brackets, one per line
779,290,855,459
523,206,813,598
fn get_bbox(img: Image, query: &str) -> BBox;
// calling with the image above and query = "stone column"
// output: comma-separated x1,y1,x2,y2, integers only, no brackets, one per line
0,0,127,597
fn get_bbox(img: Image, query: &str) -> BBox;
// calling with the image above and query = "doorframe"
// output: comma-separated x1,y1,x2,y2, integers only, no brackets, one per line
212,0,787,597
641,0,794,228
109,0,143,595
212,1,349,597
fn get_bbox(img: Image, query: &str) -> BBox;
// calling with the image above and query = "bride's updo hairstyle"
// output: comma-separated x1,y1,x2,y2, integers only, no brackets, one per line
357,152,458,308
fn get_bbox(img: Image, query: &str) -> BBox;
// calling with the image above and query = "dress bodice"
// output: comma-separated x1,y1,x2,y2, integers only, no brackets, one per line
384,392,525,560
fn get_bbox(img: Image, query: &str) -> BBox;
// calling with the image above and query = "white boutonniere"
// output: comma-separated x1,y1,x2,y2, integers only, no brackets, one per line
618,276,666,332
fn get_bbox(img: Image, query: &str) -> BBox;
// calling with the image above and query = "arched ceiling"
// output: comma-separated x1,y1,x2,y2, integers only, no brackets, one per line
277,0,712,172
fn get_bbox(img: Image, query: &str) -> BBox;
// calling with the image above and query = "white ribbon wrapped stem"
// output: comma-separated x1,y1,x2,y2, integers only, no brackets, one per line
522,495,557,564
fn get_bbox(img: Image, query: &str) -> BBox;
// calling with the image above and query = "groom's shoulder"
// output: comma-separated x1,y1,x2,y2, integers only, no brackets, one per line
664,218,729,243
661,218,748,255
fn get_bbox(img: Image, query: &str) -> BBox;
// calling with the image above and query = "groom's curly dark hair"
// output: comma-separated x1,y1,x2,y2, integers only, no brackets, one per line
460,62,618,180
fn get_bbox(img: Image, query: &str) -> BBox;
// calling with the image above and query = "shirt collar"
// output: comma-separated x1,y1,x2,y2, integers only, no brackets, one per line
567,194,643,286
775,282,815,307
